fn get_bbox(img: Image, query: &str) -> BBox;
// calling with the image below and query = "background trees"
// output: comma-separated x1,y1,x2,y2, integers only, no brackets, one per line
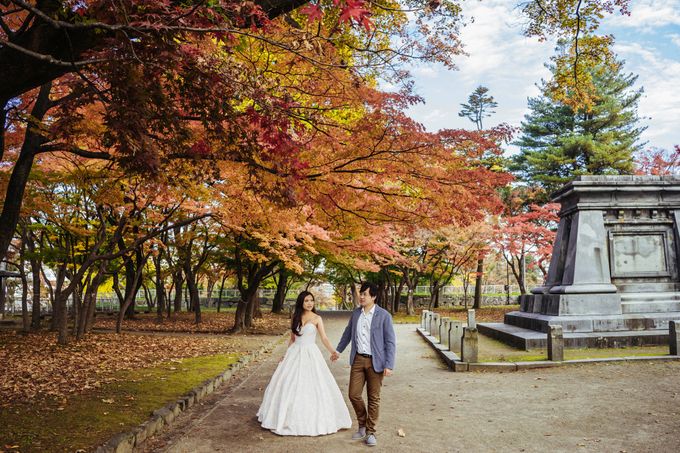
512,57,646,199
0,1,641,342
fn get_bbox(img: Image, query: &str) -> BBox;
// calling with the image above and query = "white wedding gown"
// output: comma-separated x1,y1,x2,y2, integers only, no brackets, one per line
257,323,352,436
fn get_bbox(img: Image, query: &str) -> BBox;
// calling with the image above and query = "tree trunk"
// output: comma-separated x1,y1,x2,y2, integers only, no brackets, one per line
271,269,288,314
183,260,201,324
244,289,259,327
51,264,66,332
217,274,227,313
71,282,82,337
56,291,70,345
19,257,30,334
155,253,165,322
173,270,183,314
77,265,105,341
116,258,147,333
351,283,360,308
0,83,51,264
40,265,54,320
29,254,42,330
406,288,414,315
392,279,404,314
0,275,5,319
473,257,484,309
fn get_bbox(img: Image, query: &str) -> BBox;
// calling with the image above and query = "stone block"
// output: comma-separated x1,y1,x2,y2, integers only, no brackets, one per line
670,320,680,355
467,309,476,328
425,312,433,333
106,432,135,453
438,317,449,344
547,324,564,361
132,424,147,446
440,318,451,349
452,361,468,372
431,313,441,341
146,415,164,437
449,321,463,354
514,361,558,370
421,310,430,329
468,362,517,372
461,327,478,363
152,407,174,425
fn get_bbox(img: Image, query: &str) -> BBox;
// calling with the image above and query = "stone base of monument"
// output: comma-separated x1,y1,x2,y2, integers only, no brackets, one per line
478,288,680,349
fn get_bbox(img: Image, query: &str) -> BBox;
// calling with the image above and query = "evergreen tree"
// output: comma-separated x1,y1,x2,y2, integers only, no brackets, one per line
512,59,647,198
459,85,498,130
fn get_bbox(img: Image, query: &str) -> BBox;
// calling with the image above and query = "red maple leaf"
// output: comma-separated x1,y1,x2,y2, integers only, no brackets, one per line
300,4,324,22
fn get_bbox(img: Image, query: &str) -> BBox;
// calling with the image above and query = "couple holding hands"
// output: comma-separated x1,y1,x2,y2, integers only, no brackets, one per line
257,282,397,447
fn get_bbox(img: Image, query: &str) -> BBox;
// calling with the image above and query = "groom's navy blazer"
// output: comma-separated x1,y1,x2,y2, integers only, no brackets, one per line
336,305,396,373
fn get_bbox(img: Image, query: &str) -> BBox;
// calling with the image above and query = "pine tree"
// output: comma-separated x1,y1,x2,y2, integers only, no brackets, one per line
512,59,647,198
459,85,498,130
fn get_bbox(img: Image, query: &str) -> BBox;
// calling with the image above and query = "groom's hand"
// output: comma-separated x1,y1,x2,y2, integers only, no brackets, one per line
383,368,393,377
330,351,340,362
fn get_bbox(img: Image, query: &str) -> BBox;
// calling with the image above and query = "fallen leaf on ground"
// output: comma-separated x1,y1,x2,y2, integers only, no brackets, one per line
397,428,406,437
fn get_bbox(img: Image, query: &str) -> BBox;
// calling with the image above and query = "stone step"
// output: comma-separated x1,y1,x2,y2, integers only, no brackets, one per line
618,282,680,293
622,300,680,313
478,322,671,350
620,292,680,302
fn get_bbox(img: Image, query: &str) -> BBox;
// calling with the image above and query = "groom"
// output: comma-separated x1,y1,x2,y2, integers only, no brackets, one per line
332,282,396,447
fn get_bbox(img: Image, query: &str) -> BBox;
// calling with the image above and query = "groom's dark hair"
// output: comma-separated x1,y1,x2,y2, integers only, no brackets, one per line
360,282,379,300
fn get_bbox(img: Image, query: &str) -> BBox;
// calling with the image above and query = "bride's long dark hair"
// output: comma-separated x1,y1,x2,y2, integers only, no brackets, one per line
291,291,315,336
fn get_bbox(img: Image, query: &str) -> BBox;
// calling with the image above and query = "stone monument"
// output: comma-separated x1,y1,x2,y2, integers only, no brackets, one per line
479,176,680,348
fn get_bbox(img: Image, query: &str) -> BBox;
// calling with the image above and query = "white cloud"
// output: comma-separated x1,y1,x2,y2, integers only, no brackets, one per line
405,0,679,150
406,0,553,132
411,65,439,78
607,0,680,32
670,34,680,48
613,42,680,149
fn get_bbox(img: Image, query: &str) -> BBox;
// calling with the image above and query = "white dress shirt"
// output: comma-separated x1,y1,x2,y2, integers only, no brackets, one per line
356,305,375,355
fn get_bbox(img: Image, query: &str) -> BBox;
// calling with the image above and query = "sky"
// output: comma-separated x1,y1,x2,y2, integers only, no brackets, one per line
403,0,680,152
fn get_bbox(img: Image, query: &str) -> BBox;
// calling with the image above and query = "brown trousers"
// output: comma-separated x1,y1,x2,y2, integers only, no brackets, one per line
348,355,384,434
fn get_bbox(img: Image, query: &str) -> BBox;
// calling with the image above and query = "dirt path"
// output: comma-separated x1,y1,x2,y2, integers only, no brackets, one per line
139,311,680,453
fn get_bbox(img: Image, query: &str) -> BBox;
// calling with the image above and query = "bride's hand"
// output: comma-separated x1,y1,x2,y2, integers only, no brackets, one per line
330,351,340,362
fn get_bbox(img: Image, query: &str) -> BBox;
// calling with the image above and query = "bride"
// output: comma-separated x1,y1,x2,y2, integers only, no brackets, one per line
257,291,352,436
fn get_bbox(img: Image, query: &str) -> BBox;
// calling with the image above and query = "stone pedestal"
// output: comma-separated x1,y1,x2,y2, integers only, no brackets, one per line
440,318,451,349
421,310,430,330
467,309,476,328
430,313,441,341
547,325,564,361
449,320,463,354
461,327,478,363
670,320,680,355
439,317,450,346
482,176,680,348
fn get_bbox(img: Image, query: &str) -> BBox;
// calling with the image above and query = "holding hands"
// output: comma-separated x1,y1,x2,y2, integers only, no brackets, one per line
330,351,340,362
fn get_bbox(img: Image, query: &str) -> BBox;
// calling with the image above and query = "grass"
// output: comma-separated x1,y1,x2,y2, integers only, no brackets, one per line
0,353,239,453
477,334,669,363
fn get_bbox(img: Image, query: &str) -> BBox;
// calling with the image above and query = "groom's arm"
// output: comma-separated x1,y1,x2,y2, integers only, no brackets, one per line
384,314,396,371
336,315,353,353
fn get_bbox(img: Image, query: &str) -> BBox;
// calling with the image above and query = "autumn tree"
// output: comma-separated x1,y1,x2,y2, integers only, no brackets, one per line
635,146,680,176
493,200,559,294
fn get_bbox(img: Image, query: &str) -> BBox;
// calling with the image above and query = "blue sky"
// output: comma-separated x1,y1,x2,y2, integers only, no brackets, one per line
403,0,680,152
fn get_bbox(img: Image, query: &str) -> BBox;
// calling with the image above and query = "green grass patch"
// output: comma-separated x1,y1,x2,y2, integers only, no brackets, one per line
477,334,669,363
0,353,240,452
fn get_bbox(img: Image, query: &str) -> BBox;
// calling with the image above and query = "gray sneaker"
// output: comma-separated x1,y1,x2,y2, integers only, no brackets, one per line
365,433,377,447
351,426,367,440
